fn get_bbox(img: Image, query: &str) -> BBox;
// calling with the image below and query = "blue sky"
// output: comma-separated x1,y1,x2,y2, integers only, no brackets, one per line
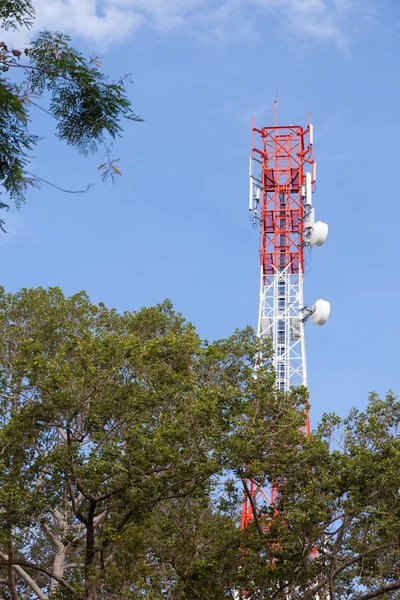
3,0,400,425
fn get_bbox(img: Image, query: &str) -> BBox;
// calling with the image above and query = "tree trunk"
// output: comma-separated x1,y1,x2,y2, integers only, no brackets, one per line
49,544,66,595
42,510,69,595
8,533,18,600
85,500,97,600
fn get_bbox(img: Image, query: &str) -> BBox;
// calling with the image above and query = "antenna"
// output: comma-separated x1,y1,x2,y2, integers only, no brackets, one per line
274,94,278,127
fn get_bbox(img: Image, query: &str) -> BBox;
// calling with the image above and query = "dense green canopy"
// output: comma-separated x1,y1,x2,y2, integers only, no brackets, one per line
0,286,398,600
0,286,306,599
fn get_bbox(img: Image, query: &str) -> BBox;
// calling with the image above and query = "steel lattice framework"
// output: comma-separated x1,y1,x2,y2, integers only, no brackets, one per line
242,112,315,529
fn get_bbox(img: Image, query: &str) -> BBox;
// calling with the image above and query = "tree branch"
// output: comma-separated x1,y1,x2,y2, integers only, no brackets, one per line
355,580,400,600
0,552,47,600
303,542,400,600
0,561,78,597
25,172,94,194
238,471,264,537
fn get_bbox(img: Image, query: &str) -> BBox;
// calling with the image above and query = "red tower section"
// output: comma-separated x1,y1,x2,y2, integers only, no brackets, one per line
255,122,308,278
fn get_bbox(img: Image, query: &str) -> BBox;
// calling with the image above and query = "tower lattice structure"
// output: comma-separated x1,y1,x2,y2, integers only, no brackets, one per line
242,112,316,529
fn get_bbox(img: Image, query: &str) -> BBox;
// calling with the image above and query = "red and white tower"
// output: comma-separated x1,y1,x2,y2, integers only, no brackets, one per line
242,105,330,529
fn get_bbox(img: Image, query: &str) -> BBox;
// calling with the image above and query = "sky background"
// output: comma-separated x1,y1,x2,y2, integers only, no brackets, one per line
2,0,400,426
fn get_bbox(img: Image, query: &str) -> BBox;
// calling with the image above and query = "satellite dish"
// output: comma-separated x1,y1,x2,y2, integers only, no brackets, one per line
310,221,328,247
311,299,331,326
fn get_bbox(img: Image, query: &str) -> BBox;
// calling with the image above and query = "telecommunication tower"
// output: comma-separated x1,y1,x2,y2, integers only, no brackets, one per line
242,104,330,529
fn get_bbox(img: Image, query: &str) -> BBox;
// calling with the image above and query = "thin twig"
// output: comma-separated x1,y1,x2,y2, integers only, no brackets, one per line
26,172,94,194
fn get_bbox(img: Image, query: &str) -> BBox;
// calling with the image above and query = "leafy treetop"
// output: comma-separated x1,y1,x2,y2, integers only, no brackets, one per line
0,0,142,228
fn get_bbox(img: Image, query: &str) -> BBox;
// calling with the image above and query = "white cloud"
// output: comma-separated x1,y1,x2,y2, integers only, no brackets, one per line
3,0,142,47
13,0,144,44
4,0,373,49
246,0,353,48
190,0,256,45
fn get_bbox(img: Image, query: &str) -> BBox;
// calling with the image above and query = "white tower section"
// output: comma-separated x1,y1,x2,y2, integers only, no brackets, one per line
257,266,307,391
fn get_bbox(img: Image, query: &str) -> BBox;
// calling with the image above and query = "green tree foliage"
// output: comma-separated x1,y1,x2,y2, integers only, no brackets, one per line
0,0,142,227
0,286,306,600
238,392,400,600
0,287,398,600
0,0,34,30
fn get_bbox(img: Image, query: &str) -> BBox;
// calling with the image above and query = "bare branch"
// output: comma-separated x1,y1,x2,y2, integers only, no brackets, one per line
26,172,94,194
0,552,47,600
303,542,400,600
238,471,264,537
355,580,400,600
0,561,78,597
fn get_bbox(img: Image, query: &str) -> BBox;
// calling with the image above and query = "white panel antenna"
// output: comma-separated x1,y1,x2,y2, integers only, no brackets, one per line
305,172,312,205
304,207,315,230
249,158,254,211
249,177,253,211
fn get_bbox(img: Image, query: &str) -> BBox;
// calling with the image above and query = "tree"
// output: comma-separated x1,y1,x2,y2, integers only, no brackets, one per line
1,287,397,600
112,392,400,600
0,286,306,600
101,496,241,599
0,0,142,228
235,392,400,600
